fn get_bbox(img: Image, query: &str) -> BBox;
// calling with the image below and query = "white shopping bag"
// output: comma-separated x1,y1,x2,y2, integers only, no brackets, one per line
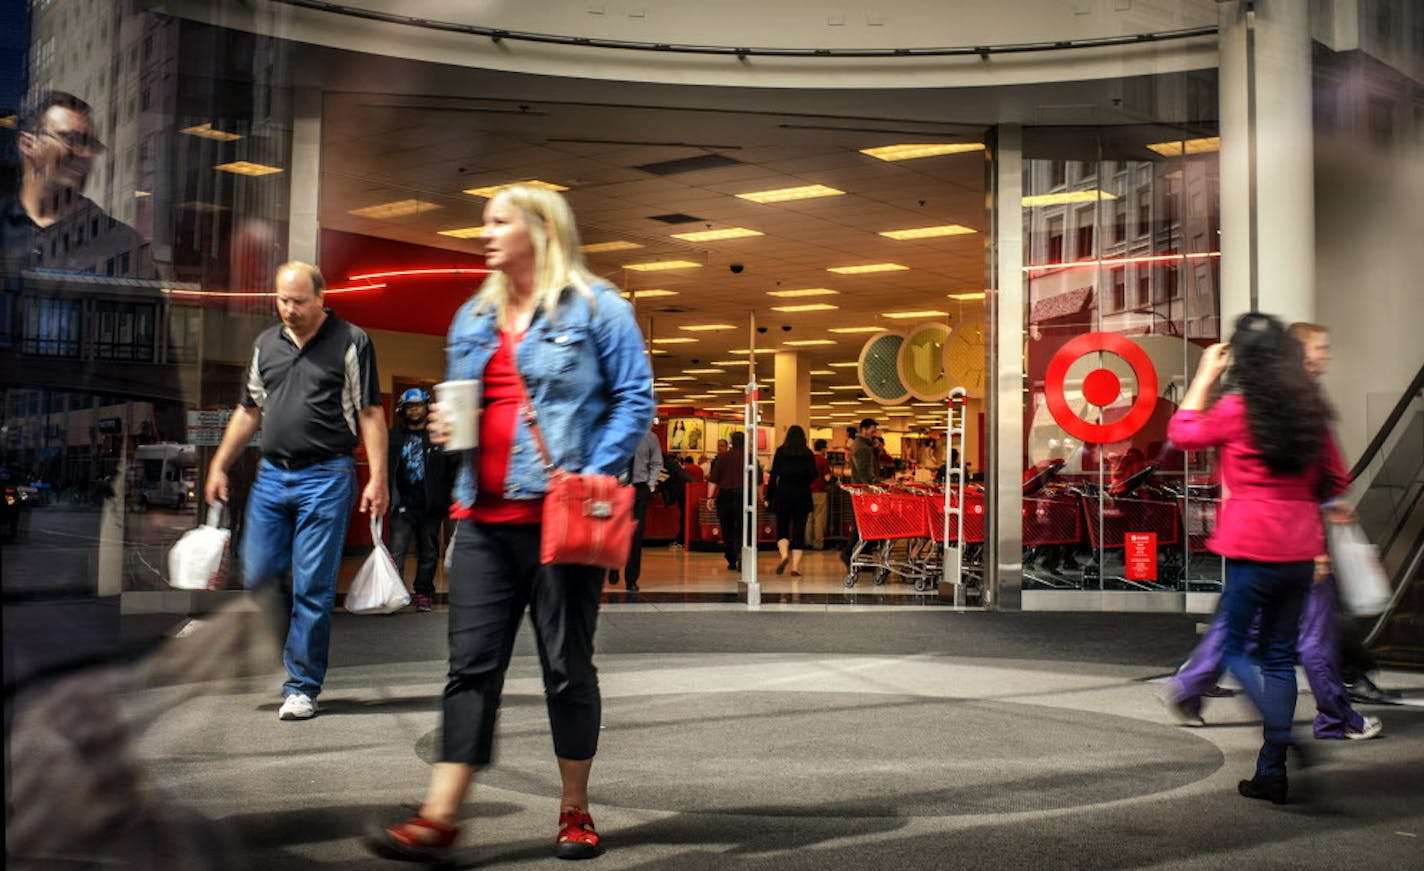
345,516,411,615
168,503,231,590
1328,521,1391,616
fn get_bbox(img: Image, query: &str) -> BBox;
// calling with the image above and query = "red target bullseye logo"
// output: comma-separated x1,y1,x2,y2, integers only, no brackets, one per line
1044,333,1158,444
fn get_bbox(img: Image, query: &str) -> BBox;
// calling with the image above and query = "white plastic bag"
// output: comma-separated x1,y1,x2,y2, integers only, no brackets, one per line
168,503,230,590
1329,521,1391,616
345,516,411,615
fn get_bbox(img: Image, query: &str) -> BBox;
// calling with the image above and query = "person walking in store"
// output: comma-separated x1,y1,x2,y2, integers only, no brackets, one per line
387,388,452,612
708,430,757,571
806,438,834,550
840,418,880,567
366,184,653,863
204,261,388,721
660,449,690,549
1165,312,1351,805
767,425,817,576
1161,321,1383,742
612,423,663,592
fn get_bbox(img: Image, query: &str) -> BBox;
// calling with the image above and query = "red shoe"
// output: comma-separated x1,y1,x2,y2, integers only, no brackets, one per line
555,807,602,860
365,815,460,863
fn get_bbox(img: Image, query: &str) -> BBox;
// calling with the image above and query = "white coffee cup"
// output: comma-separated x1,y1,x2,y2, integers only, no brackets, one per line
434,379,481,451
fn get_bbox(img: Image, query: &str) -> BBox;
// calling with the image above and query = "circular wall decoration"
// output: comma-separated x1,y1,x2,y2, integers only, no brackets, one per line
858,331,911,406
897,323,951,401
1044,332,1159,444
943,317,987,398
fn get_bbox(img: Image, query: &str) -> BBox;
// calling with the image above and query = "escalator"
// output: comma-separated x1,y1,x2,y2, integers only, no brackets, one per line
1351,364,1424,668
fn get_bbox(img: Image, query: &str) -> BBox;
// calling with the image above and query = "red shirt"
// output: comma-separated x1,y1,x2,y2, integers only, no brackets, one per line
1167,394,1347,562
810,453,832,493
453,330,543,525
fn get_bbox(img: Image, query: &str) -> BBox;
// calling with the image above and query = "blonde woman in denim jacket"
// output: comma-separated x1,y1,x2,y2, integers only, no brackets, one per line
369,185,653,863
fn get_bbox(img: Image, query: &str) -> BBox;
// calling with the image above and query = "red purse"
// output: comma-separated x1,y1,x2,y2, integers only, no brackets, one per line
516,375,635,569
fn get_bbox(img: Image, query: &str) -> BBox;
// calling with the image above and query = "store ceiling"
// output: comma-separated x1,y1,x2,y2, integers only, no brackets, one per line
317,92,989,423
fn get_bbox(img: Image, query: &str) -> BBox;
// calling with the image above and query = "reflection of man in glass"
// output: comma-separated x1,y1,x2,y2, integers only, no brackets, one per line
3,91,143,274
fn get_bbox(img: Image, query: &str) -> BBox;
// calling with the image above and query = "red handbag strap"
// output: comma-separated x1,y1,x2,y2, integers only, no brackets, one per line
509,360,557,474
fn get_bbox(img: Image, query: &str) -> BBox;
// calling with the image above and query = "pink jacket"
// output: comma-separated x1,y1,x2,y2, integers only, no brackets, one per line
1167,394,1348,562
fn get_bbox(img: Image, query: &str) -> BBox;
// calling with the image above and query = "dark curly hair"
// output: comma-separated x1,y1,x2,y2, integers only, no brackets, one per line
1227,312,1328,475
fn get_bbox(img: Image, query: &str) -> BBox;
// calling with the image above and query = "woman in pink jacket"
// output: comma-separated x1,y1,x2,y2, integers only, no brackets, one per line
1167,312,1349,805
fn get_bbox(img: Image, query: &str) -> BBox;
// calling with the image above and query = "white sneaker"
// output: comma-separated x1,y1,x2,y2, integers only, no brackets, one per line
278,693,316,720
1345,715,1383,740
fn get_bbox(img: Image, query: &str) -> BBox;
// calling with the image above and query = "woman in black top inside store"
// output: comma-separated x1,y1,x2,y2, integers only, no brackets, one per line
767,425,817,576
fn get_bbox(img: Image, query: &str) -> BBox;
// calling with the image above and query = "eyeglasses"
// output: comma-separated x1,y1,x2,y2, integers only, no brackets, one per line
42,129,106,154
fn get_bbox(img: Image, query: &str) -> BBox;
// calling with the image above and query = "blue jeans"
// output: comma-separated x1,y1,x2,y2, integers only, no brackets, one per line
241,456,357,698
1219,558,1312,777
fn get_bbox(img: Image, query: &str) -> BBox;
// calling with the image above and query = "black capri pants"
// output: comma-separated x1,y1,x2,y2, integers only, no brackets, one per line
442,520,604,766
775,506,810,550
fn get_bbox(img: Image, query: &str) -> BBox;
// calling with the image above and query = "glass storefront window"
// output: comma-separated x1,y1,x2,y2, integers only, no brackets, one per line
1021,129,1223,594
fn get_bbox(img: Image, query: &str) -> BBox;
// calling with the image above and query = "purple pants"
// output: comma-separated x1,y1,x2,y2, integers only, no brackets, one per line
1167,575,1364,738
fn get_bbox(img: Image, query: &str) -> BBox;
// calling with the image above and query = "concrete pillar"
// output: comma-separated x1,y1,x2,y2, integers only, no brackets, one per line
288,87,322,264
986,125,1024,611
773,350,811,438
1218,0,1316,327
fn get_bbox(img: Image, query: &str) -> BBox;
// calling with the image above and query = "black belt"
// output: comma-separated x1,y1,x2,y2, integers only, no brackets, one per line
265,453,347,471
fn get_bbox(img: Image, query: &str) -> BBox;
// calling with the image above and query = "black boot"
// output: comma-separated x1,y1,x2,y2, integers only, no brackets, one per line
1237,772,1288,805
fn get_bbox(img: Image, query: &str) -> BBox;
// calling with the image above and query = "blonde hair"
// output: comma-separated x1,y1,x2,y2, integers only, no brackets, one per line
1287,321,1328,342
473,184,601,327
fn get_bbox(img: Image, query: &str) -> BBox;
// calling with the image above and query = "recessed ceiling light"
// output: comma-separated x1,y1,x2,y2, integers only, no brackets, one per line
651,337,699,344
879,224,977,240
679,324,737,332
859,143,985,161
669,227,764,242
619,289,679,298
771,303,839,313
828,361,859,367
1021,190,1117,207
811,391,833,396
1145,136,1220,157
682,394,716,400
811,404,833,409
463,180,569,198
766,288,839,298
133,190,151,198
736,184,845,204
810,370,835,376
623,260,703,271
710,360,746,366
181,122,242,142
581,240,643,253
349,199,443,220
828,385,865,391
827,326,885,334
214,161,283,176
707,388,743,394
947,292,987,300
827,263,909,274
730,349,777,355
683,368,726,374
828,401,861,406
883,310,948,319
782,339,837,347
437,226,484,238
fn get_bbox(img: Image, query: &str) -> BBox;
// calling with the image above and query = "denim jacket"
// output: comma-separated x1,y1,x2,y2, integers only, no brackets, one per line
446,281,654,509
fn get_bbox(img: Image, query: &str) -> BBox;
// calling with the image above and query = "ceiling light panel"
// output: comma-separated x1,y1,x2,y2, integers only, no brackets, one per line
770,303,839,313
437,226,484,238
879,224,977,240
623,260,703,271
581,240,644,253
660,375,697,381
729,349,777,355
827,263,909,274
828,326,887,334
828,361,859,367
670,227,764,242
348,199,443,220
947,292,987,300
736,184,845,204
860,143,986,161
463,179,569,198
883,310,948,319
781,339,837,346
1145,136,1221,157
180,122,242,141
679,324,737,332
1021,190,1117,207
810,370,835,376
766,288,839,298
620,289,679,298
214,161,283,176
683,368,726,374
651,337,699,344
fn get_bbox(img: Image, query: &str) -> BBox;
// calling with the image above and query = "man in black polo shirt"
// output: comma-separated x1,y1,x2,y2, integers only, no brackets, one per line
205,261,388,720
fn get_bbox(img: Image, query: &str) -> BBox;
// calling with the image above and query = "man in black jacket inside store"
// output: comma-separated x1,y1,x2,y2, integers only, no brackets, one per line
387,388,452,611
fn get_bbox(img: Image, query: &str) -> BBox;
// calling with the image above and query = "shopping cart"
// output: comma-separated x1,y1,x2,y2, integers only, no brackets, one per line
1021,495,1086,589
921,485,987,592
1080,495,1181,590
842,484,930,588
